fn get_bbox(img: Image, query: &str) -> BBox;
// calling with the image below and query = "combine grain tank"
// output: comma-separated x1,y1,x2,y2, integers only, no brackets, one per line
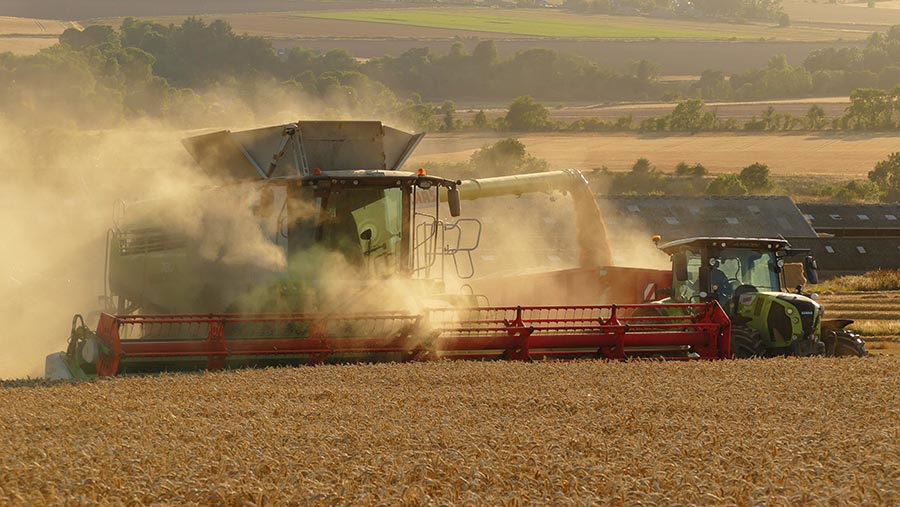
45,121,730,379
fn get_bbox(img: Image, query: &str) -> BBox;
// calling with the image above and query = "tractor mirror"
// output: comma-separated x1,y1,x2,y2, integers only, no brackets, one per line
804,255,819,284
673,252,689,281
447,187,461,217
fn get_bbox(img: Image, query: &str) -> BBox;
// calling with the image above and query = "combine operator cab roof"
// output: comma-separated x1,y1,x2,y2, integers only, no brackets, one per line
181,120,425,182
658,237,790,255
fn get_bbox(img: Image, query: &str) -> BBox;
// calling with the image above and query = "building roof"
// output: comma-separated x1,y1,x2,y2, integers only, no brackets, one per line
598,195,818,243
787,237,900,277
797,202,900,231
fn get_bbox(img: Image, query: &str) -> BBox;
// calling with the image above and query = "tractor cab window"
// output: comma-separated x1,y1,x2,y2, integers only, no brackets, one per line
672,249,702,302
710,248,781,306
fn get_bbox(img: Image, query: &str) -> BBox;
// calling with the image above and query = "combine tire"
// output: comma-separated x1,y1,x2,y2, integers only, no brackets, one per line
731,326,766,358
828,330,868,357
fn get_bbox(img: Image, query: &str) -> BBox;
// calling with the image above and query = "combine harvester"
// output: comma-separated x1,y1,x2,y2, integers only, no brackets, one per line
46,121,730,379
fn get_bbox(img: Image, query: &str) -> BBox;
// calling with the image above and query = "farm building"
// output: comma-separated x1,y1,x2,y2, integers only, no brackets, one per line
597,195,818,243
596,195,900,278
787,237,900,279
797,203,900,238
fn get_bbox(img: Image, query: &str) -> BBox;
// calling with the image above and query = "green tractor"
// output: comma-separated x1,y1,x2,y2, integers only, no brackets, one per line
655,237,867,358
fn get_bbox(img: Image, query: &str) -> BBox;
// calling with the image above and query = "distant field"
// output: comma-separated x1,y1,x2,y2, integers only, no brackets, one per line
296,8,870,41
783,0,900,27
412,131,897,176
0,16,74,54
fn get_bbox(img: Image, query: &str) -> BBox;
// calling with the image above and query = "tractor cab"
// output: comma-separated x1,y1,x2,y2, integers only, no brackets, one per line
657,237,818,314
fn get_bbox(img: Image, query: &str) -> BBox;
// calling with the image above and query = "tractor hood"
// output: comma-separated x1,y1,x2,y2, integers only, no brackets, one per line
181,121,425,182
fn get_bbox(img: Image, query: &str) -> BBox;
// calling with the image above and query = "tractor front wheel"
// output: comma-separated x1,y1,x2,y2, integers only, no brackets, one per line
731,325,766,358
826,330,868,357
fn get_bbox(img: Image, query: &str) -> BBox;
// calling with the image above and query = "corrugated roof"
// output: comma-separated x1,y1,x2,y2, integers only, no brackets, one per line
797,202,900,230
598,195,818,243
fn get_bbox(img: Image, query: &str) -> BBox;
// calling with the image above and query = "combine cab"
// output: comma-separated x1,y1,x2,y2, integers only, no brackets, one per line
45,121,732,379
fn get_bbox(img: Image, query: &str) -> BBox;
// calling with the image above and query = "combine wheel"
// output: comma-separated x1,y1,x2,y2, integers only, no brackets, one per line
827,330,868,357
731,325,766,358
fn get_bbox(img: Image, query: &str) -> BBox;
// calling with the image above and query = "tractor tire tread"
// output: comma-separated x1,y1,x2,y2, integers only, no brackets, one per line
832,330,868,358
731,325,766,359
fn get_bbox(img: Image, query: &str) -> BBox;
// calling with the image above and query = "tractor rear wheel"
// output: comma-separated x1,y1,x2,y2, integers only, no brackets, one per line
828,330,868,357
731,325,766,358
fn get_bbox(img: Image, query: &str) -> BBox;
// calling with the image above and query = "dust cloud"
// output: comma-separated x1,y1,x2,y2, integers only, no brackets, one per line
0,100,434,378
0,79,665,379
0,120,192,379
0,89,325,378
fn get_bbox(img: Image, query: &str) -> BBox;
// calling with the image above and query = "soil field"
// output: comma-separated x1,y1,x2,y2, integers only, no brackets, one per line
818,290,900,355
1,359,898,504
412,131,895,175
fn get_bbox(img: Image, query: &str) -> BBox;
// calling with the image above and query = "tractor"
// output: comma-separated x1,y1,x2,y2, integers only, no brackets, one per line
655,236,867,358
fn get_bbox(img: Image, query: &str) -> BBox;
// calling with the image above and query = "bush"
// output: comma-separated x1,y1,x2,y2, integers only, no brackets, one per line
706,174,748,195
739,162,774,191
469,137,549,175
503,96,552,131
675,161,708,177
868,151,900,201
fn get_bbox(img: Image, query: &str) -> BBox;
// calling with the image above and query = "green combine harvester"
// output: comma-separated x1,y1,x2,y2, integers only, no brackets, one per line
654,236,867,358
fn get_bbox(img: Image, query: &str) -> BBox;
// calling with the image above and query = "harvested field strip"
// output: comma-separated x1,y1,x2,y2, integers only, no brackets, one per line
844,319,900,336
2,359,899,504
817,291,900,342
826,310,900,320
295,9,734,39
294,9,866,41
825,302,900,310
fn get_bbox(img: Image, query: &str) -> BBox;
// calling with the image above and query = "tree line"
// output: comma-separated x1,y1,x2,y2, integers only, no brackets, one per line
6,17,900,130
0,18,660,128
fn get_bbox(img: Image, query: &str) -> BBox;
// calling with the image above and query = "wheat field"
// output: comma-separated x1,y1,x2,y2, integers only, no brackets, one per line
1,359,898,505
